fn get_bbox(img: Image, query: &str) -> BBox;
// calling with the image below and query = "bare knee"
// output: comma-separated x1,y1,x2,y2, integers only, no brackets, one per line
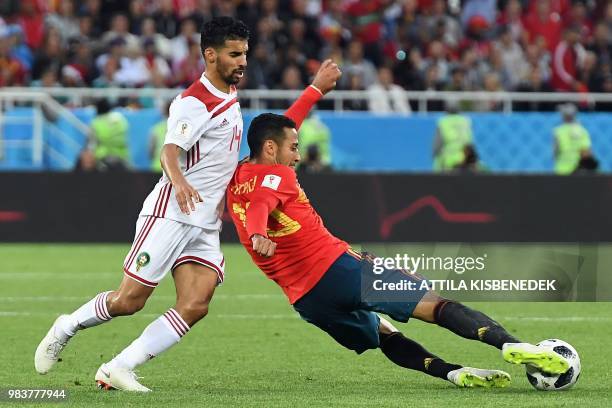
175,301,210,326
107,290,149,316
412,291,446,323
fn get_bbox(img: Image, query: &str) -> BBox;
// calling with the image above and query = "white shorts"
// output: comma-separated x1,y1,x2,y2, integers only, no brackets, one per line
123,216,225,288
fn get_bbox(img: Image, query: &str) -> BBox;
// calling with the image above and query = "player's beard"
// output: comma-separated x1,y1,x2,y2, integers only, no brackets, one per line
219,64,243,85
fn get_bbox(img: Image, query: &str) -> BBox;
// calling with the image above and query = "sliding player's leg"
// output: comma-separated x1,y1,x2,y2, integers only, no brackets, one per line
378,317,510,387
412,293,569,374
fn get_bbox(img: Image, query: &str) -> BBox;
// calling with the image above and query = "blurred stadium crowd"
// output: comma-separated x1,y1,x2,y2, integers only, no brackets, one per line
0,0,611,111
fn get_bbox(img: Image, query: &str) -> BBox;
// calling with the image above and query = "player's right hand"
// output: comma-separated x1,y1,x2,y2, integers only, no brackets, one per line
311,59,342,95
251,234,277,257
173,179,203,215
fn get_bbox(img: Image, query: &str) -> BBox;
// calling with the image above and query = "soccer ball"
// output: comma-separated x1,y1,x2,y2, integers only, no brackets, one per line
526,339,581,391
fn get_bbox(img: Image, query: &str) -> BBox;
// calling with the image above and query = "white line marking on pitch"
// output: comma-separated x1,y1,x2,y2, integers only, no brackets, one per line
0,294,282,302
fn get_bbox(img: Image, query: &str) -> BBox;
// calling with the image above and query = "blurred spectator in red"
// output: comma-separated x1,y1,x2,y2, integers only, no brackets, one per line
459,15,493,60
341,40,377,88
60,64,85,88
367,66,411,114
345,0,389,65
551,26,587,91
173,0,197,19
524,0,563,52
15,0,45,49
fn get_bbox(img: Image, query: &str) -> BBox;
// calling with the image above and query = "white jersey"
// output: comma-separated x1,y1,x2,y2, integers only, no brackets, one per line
140,73,243,230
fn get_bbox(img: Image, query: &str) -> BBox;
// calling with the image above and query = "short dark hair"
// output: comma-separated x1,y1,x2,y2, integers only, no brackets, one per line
200,17,249,55
247,113,296,158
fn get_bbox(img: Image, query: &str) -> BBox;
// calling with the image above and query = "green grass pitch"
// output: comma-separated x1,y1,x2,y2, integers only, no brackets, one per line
0,244,610,407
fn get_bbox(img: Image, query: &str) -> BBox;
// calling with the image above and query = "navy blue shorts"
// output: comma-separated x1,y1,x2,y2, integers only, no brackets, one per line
293,252,429,354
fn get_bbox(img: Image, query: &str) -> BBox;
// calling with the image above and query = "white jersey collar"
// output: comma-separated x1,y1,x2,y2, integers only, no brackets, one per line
200,73,236,99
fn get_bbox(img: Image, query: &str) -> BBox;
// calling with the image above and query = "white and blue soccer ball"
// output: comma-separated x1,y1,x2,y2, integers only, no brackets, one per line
526,339,581,391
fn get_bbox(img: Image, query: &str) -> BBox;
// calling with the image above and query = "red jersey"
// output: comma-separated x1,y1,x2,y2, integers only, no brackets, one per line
227,163,349,304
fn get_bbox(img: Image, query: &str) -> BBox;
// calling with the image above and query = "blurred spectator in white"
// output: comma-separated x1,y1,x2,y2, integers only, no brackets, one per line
551,26,587,91
171,18,199,68
153,0,179,38
95,37,126,73
140,17,172,61
497,0,527,45
143,38,171,85
102,13,139,50
341,40,377,89
495,26,528,89
115,44,150,87
45,0,80,45
367,66,411,114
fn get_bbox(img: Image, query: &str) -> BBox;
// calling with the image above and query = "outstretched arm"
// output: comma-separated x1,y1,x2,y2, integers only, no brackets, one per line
284,59,342,129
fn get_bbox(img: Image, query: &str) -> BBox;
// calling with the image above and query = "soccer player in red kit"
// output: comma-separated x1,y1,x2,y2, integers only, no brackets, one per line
226,114,572,388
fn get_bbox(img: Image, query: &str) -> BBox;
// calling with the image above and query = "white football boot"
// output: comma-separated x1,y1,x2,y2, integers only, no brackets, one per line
34,315,73,374
447,367,511,388
502,342,570,374
95,363,151,392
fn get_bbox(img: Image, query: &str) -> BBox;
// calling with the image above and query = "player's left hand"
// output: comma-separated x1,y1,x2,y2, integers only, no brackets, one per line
251,234,276,257
311,59,342,95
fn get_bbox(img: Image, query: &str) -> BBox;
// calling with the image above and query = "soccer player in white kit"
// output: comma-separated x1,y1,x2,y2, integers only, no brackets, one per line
34,17,342,392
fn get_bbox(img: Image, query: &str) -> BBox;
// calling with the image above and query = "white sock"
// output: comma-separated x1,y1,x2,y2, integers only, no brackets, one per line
60,291,113,337
109,308,190,370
